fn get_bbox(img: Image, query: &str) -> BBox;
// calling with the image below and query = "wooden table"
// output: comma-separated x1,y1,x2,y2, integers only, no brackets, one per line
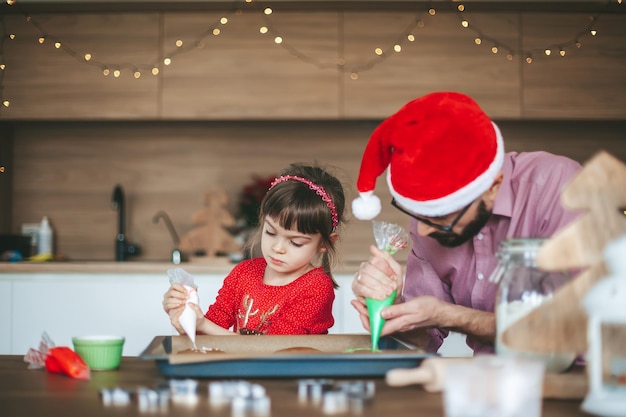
0,355,588,417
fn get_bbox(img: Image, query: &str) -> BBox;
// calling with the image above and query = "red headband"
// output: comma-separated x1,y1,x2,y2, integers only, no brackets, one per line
269,175,339,231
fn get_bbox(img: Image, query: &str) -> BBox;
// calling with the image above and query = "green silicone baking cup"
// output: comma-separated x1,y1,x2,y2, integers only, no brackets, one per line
72,336,125,371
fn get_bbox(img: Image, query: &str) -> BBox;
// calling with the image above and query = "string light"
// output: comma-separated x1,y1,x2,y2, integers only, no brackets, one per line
453,2,608,63
0,0,617,110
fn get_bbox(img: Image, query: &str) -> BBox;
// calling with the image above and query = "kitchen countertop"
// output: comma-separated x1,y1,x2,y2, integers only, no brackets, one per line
0,355,588,417
0,258,364,275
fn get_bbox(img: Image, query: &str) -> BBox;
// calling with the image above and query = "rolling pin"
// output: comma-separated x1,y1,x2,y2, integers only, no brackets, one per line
386,356,588,399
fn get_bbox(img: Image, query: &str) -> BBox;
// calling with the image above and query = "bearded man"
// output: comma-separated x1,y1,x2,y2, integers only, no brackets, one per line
350,92,581,354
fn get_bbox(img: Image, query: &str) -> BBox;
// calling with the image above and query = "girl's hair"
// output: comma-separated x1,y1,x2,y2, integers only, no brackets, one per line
245,163,346,288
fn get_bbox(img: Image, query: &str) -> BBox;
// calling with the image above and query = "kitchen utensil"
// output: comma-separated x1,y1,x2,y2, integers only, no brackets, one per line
386,356,588,399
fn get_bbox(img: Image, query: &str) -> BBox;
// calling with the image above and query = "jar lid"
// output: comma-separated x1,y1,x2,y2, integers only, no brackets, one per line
498,238,547,253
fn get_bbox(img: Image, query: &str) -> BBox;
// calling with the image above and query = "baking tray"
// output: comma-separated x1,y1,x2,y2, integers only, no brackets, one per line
139,334,435,379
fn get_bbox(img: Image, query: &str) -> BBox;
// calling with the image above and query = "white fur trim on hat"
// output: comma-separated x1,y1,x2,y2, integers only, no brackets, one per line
389,122,504,217
351,191,382,220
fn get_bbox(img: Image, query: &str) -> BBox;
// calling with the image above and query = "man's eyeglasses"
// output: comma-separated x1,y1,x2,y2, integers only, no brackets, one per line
391,198,473,233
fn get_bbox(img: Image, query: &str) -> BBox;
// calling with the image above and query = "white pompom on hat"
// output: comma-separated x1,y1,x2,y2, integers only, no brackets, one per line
352,91,505,220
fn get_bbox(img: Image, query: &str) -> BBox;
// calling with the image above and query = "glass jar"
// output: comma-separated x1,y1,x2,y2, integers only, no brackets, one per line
491,238,576,373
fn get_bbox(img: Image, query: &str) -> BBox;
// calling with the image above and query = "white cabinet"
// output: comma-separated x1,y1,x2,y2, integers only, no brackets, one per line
0,273,471,357
0,273,364,356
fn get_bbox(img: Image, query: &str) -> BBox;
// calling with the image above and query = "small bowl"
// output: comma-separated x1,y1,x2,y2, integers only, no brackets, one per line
72,335,125,371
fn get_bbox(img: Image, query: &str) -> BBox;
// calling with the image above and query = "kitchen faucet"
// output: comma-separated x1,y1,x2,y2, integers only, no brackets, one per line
111,184,140,261
153,210,185,264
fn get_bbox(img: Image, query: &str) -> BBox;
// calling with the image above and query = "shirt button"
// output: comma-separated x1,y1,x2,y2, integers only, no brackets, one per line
477,233,484,240
477,273,484,280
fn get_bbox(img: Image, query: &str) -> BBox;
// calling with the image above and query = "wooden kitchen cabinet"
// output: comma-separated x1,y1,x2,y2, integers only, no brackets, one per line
2,7,625,120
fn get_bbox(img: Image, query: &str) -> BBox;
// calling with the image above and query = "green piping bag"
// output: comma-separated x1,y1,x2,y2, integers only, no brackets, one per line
367,290,397,351
365,221,408,351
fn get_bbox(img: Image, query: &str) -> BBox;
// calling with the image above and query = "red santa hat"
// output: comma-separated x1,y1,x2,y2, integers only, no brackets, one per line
352,91,504,220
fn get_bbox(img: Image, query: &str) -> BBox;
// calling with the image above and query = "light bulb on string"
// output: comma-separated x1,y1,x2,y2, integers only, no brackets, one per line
506,54,513,61
84,53,92,61
220,17,228,25
428,8,436,16
7,0,16,5
526,55,533,64
491,45,498,54
274,36,282,44
457,4,465,12
350,72,359,80
590,29,597,36
37,36,45,44
113,69,121,78
544,49,551,56
576,40,582,48
259,26,268,34
2,100,9,108
9,34,16,40
474,37,482,45
461,20,469,28
54,42,61,49
102,68,110,76
374,47,383,56
264,7,272,15
559,49,566,57
407,34,415,42
393,44,401,52
416,20,424,28
163,57,172,66
175,39,183,47
151,67,159,75
133,71,141,79
0,64,5,70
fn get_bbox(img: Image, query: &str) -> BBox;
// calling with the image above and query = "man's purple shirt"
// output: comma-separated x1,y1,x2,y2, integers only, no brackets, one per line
402,151,582,354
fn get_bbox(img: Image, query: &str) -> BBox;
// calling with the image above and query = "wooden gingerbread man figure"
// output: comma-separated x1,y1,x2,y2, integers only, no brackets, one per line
179,187,242,258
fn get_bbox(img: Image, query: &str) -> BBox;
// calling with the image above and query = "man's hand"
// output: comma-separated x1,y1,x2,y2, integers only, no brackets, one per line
379,296,496,344
351,245,403,303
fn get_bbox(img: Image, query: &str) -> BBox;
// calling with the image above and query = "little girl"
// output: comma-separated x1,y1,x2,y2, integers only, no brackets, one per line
162,163,347,335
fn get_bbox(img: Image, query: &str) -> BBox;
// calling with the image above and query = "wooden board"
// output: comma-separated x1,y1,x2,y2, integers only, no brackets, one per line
502,151,626,353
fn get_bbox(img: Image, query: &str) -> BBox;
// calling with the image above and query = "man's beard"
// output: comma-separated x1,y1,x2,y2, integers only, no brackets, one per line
429,200,491,248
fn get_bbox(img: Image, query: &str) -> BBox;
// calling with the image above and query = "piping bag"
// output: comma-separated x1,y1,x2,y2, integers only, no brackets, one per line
167,268,200,349
367,221,409,351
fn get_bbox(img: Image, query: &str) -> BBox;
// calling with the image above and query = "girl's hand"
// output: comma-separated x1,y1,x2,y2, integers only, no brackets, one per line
351,245,403,303
167,298,206,336
162,283,189,314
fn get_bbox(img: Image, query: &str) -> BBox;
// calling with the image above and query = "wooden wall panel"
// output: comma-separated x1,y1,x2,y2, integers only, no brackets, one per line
1,9,625,121
8,120,626,264
161,11,341,119
4,14,161,120
342,12,522,119
522,14,626,119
